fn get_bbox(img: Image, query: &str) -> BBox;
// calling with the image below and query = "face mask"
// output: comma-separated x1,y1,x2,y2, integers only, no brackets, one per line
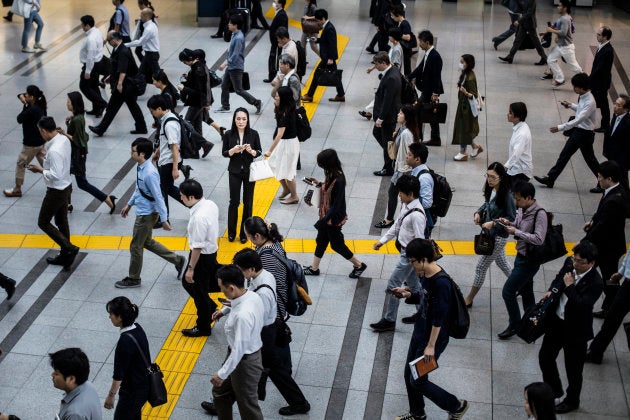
458,62,465,70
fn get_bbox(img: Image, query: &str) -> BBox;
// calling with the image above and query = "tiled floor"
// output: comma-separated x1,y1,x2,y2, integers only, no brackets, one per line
0,0,629,419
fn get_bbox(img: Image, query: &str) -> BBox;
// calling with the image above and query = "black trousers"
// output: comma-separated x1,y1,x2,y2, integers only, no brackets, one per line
114,388,148,420
592,88,611,129
372,120,396,171
417,94,441,142
158,162,184,217
507,173,530,188
597,251,623,310
79,64,108,111
590,278,630,357
314,224,353,260
402,47,412,76
228,171,255,240
250,0,269,28
259,324,308,406
139,51,160,84
508,23,547,60
182,252,219,330
268,44,279,80
97,88,147,133
307,62,344,97
539,314,587,406
547,128,599,182
38,186,74,251
386,180,399,221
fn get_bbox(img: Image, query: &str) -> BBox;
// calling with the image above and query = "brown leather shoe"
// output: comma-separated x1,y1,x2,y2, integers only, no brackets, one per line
3,189,22,197
329,96,345,102
301,95,313,103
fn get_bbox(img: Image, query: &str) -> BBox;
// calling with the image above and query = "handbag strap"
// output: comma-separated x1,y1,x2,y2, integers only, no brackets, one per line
125,332,151,370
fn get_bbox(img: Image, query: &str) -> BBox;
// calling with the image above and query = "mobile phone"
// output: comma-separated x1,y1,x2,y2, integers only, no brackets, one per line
218,297,229,304
302,177,314,185
495,220,508,228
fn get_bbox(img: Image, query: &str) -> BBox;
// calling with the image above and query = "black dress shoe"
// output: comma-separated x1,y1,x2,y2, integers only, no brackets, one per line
373,169,393,176
585,350,602,364
589,185,604,193
263,78,272,83
210,34,223,39
181,164,192,180
365,47,377,54
534,58,547,65
370,318,396,332
279,402,311,415
228,235,235,242
175,257,186,280
374,219,394,228
240,237,247,244
592,309,607,319
534,175,554,188
497,326,517,340
423,139,442,146
201,141,213,158
555,401,579,414
1,276,16,300
108,195,117,215
88,126,104,136
86,108,104,117
402,313,419,324
182,326,211,337
201,401,217,414
130,129,148,135
498,56,513,64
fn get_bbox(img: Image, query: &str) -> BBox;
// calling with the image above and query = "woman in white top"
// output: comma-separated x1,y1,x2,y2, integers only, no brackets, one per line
504,102,533,186
20,0,46,53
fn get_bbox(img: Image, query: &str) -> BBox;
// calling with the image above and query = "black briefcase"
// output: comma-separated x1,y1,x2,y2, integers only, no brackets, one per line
317,68,343,86
517,290,558,344
420,102,447,124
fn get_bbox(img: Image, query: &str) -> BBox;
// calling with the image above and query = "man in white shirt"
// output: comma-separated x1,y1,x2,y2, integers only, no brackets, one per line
125,8,159,84
271,28,298,87
210,265,265,420
408,143,435,237
275,54,301,107
504,102,533,185
179,179,220,337
534,73,599,189
79,15,108,117
370,174,426,332
28,117,79,270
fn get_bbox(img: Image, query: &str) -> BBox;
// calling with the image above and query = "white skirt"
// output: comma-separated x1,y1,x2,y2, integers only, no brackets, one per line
268,137,299,181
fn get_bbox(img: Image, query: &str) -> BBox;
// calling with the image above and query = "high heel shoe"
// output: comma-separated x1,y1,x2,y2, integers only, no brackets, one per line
108,196,118,215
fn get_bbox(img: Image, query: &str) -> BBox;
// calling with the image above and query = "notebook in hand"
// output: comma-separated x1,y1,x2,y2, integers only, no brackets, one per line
408,355,439,380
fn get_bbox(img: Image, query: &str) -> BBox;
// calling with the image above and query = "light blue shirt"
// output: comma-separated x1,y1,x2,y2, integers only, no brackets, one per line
127,160,168,222
619,254,630,279
411,164,434,209
227,30,245,71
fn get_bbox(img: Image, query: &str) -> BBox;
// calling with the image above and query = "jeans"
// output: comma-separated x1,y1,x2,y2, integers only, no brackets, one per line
221,69,259,108
38,186,74,252
502,254,540,329
74,174,107,202
22,9,43,47
384,249,421,322
128,213,181,280
547,128,599,183
158,162,184,217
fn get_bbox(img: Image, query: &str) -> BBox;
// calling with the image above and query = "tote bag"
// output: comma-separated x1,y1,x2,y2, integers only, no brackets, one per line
249,158,274,182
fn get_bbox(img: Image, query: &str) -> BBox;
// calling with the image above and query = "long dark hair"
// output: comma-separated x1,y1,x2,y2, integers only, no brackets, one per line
317,148,345,186
67,91,85,115
243,216,284,243
275,86,295,120
458,54,475,85
400,104,419,141
152,70,179,108
524,382,557,420
26,85,47,111
230,107,251,133
106,296,139,328
483,162,510,203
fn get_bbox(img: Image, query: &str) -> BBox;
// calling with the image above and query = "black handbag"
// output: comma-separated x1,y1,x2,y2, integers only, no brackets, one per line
228,71,250,92
624,322,630,351
317,67,343,86
419,101,447,124
208,70,222,88
126,333,168,407
517,289,559,344
526,210,567,265
474,228,495,255
274,318,293,347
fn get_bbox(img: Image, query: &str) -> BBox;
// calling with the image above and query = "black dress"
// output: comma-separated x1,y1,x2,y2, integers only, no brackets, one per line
113,323,150,420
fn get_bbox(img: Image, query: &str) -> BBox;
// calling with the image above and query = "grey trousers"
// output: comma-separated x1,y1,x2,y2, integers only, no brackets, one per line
213,349,264,420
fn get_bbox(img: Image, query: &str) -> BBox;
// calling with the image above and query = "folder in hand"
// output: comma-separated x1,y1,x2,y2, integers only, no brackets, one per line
408,355,439,380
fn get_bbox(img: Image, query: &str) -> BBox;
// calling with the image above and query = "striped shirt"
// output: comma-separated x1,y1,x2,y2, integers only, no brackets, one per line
257,242,288,320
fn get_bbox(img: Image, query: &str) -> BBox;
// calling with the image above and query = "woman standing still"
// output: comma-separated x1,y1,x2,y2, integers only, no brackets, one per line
465,162,516,306
303,149,368,278
265,86,300,204
4,85,47,198
222,108,262,243
105,296,150,419
58,92,117,213
452,54,482,161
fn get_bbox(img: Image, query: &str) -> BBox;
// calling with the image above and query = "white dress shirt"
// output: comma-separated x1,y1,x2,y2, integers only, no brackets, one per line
187,199,219,254
380,198,426,247
556,267,591,320
80,27,104,74
158,111,181,166
43,133,72,190
125,19,159,52
218,290,264,379
558,92,597,132
273,40,298,83
222,270,277,327
505,121,533,177
610,113,625,135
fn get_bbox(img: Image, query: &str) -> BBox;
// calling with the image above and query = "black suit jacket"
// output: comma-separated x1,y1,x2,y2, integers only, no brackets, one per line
373,66,402,123
221,129,262,175
547,257,603,342
408,48,444,100
110,44,138,89
317,21,338,62
269,9,288,45
603,113,630,170
517,0,538,29
584,184,627,256
590,43,614,92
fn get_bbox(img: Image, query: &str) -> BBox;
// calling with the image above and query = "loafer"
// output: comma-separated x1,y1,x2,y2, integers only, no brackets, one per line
303,266,320,276
115,277,141,288
210,34,223,39
201,401,217,414
373,169,393,176
182,326,211,337
423,139,441,146
329,96,345,102
589,185,604,193
534,175,554,188
349,262,367,278
555,401,579,414
301,95,313,103
130,129,148,135
592,309,607,319
370,318,395,332
498,56,513,64
358,110,372,120
3,189,22,198
278,402,311,416
402,313,418,324
374,219,394,229
497,326,517,340
175,256,186,280
201,142,213,158
585,350,602,364
88,126,104,137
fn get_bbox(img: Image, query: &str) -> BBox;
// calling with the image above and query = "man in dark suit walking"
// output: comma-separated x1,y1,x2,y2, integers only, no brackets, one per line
499,0,547,65
264,0,288,83
591,27,614,133
601,95,630,191
408,30,444,146
371,52,402,176
583,161,628,318
302,9,345,103
538,241,603,414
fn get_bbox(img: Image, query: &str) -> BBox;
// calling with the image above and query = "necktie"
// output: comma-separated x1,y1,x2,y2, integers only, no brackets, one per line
611,115,621,135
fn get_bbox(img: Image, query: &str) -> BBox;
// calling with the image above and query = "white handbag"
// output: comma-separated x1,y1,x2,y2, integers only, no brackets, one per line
249,158,274,182
11,0,27,17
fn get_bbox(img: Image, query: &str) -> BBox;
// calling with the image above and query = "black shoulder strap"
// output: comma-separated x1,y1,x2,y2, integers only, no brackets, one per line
396,207,425,241
162,116,180,137
530,208,545,234
254,283,277,300
125,331,151,369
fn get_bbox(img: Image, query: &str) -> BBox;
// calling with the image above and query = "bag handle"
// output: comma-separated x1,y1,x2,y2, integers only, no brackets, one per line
125,332,152,370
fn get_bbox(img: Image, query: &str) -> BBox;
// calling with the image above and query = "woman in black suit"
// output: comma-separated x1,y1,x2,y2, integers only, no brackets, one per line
222,107,262,243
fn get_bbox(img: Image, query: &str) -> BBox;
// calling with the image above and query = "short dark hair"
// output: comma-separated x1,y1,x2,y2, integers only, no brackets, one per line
418,30,433,45
510,102,528,121
109,31,123,41
106,296,139,327
559,0,571,13
314,9,328,20
147,94,170,111
512,181,536,199
233,248,263,272
571,73,590,90
600,26,612,40
387,27,402,42
408,142,428,164
132,138,153,159
619,93,630,110
277,0,286,6
598,160,621,182
390,4,405,17
279,54,295,69
179,179,203,199
37,116,57,131
49,348,90,385
217,264,246,289
573,240,598,263
229,13,244,28
373,51,390,65
396,174,420,198
275,26,290,40
406,238,438,263
80,15,95,27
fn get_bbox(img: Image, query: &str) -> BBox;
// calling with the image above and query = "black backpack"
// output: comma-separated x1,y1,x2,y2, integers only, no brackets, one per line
440,273,470,339
296,106,311,142
260,248,311,317
294,41,307,79
163,116,211,160
526,210,567,265
418,169,453,218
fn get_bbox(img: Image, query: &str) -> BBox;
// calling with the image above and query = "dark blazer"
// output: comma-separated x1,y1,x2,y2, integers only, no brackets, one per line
317,21,338,62
602,113,630,170
269,9,288,45
589,43,614,92
110,43,138,89
373,65,402,123
517,0,538,29
547,257,603,342
221,128,262,175
408,48,444,98
180,60,208,107
584,184,627,256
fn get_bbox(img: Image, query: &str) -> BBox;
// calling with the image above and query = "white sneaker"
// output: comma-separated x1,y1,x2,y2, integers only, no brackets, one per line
33,43,47,51
21,47,35,53
453,152,468,161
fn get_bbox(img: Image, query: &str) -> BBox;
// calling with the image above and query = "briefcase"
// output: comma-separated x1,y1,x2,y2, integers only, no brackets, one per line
517,289,558,344
317,68,343,87
420,102,447,124
228,72,250,92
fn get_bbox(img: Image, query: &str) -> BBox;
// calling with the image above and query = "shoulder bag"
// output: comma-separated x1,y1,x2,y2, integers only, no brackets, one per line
517,288,559,343
525,209,567,265
249,157,274,182
474,228,495,255
126,333,167,407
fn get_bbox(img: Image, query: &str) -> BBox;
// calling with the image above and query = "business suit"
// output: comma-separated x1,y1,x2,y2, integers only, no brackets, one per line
408,48,444,142
602,113,630,190
583,184,628,310
306,20,344,98
267,8,288,80
590,43,614,129
506,0,547,61
539,257,602,406
372,65,402,171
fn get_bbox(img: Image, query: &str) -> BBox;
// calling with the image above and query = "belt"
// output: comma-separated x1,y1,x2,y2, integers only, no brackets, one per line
227,348,260,359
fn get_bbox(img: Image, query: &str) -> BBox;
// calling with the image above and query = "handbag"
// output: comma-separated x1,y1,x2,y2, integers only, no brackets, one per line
387,140,398,160
208,70,222,88
624,322,630,351
126,333,168,407
296,106,312,142
274,318,293,347
317,67,343,87
228,71,250,92
10,0,26,17
249,158,274,182
526,210,567,265
474,228,495,255
419,101,447,124
301,19,320,34
517,289,559,343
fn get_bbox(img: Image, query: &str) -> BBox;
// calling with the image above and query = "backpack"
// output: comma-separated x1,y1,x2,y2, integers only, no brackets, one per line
525,210,567,265
294,40,307,79
400,73,418,105
296,106,312,142
418,169,453,218
440,273,470,339
163,116,210,160
260,248,312,317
